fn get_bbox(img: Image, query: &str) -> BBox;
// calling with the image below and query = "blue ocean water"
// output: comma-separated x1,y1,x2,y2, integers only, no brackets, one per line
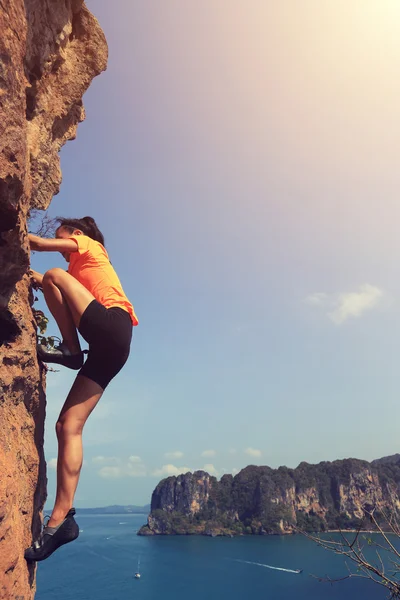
36,514,387,600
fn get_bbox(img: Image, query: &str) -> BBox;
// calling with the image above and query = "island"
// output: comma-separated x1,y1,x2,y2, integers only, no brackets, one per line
138,454,400,536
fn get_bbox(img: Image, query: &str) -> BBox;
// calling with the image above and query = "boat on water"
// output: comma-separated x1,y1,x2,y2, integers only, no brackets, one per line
134,557,141,579
295,569,303,574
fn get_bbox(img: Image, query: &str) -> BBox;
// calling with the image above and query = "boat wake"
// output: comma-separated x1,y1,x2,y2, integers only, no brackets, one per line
232,559,302,574
85,548,117,565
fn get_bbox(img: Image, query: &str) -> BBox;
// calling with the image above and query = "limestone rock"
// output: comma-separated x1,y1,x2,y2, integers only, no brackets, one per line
138,456,400,536
0,1,107,597
151,470,215,515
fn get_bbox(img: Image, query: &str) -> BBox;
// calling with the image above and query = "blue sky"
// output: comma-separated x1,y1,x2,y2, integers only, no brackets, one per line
32,1,400,507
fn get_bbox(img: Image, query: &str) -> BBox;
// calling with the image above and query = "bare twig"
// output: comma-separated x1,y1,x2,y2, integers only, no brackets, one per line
299,504,400,599
28,209,57,238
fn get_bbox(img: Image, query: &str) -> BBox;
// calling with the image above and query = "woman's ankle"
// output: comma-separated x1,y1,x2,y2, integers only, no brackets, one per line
48,506,72,527
61,340,81,355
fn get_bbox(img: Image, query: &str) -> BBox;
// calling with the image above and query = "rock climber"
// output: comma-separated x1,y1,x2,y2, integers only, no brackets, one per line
24,216,138,561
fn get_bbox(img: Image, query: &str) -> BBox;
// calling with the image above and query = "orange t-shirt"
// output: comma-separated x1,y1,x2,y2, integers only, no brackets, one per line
67,235,138,326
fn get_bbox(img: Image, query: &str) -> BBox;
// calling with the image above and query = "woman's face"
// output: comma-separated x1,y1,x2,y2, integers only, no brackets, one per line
55,226,82,262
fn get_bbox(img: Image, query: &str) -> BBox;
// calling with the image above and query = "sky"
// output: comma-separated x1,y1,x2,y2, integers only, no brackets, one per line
31,0,400,507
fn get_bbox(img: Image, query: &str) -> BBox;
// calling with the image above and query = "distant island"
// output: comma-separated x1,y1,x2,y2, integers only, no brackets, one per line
44,504,150,515
138,454,400,537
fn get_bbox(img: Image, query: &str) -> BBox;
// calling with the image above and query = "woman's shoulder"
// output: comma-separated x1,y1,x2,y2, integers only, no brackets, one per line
70,235,106,254
85,236,109,261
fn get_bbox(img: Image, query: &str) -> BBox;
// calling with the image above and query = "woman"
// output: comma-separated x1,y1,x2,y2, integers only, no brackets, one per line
25,216,138,562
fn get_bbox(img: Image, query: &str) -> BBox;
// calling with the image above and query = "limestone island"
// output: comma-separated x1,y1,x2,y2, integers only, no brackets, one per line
138,455,400,536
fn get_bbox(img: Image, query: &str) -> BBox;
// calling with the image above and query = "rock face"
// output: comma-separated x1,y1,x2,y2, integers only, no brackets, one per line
0,2,107,597
138,456,400,536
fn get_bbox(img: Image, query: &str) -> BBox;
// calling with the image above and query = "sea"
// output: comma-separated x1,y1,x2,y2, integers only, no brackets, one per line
36,514,387,600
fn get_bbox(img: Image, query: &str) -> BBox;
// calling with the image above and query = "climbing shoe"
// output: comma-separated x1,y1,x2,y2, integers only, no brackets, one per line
37,337,84,370
24,508,79,562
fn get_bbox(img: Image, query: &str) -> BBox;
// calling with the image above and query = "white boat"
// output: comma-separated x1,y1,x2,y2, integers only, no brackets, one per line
134,557,141,579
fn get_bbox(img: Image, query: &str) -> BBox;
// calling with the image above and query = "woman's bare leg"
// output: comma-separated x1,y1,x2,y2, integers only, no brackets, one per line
41,268,103,525
42,276,81,354
48,375,103,526
41,267,96,354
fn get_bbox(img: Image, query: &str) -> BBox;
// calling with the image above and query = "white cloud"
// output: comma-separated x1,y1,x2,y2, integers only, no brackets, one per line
245,447,262,458
305,284,385,325
128,455,142,463
201,449,216,458
98,463,147,479
232,467,239,476
92,456,119,464
98,466,122,479
125,461,146,477
152,464,192,477
164,451,184,459
228,448,237,455
202,463,218,476
304,292,327,306
97,456,146,478
328,284,384,324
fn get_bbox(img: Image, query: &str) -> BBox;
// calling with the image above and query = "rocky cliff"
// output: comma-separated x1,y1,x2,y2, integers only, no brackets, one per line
0,2,107,597
138,455,400,536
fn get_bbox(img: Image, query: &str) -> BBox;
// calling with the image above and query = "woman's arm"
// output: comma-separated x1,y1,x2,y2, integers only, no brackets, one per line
28,234,78,253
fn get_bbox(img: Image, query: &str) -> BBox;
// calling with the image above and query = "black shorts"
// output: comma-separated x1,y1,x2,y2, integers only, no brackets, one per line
78,300,133,389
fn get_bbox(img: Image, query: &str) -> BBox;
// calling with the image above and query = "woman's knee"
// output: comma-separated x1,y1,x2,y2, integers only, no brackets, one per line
43,267,65,286
56,417,84,438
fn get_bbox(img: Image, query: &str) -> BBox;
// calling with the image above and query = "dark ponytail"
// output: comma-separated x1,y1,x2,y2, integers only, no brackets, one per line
56,216,105,246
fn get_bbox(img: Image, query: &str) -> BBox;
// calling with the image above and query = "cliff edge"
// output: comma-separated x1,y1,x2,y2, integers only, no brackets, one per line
0,2,107,597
